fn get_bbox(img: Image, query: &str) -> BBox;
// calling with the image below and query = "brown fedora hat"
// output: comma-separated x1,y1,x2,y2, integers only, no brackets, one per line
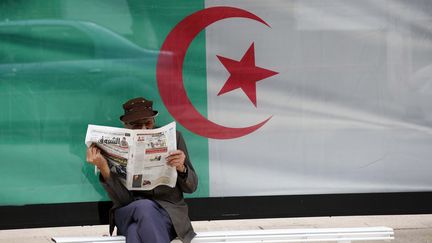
120,97,158,123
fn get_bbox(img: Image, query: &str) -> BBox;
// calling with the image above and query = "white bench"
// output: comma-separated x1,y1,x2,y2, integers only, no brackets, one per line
52,226,394,243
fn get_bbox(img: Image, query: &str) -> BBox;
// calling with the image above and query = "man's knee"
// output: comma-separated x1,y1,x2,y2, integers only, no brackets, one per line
132,199,160,220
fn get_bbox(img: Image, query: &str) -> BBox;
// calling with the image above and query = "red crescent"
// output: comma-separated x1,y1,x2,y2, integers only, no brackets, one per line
157,6,272,139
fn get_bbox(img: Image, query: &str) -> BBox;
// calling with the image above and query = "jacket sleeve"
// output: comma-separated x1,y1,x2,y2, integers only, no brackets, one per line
176,131,198,193
100,172,134,207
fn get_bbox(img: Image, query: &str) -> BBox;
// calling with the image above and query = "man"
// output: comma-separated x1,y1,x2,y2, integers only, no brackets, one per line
86,97,198,243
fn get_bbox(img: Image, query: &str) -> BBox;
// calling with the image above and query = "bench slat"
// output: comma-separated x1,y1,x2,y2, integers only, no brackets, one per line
196,227,393,237
52,226,394,243
52,236,125,243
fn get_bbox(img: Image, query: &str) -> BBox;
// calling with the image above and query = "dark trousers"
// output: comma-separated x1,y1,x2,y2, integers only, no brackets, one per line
114,199,177,243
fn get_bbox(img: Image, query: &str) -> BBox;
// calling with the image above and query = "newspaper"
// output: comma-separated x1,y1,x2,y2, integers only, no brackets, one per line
85,122,177,191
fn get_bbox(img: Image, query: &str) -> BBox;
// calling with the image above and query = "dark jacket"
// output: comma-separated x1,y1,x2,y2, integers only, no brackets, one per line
100,131,198,243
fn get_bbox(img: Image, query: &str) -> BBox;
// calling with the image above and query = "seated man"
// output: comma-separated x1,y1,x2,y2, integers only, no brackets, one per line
86,97,198,243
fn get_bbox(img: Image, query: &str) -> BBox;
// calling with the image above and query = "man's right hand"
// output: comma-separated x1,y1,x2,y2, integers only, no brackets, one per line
86,144,111,179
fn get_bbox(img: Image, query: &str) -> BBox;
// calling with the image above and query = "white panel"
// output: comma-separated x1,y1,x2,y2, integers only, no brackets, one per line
206,0,432,196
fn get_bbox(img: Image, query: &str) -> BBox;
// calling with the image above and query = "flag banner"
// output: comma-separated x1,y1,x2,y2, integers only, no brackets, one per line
204,0,432,196
0,0,431,206
0,0,208,205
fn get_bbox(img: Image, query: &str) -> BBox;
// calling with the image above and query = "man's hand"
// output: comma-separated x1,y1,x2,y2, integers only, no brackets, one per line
86,144,110,179
166,150,186,173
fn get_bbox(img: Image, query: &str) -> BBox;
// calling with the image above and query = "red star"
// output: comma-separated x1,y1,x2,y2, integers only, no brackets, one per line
217,43,278,107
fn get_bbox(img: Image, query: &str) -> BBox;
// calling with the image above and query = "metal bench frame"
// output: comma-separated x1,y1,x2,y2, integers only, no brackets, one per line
52,226,394,243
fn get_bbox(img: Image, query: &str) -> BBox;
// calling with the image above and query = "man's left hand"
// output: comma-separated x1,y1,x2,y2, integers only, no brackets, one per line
166,150,186,172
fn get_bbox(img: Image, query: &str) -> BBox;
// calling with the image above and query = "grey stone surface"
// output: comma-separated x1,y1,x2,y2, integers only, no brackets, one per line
0,214,431,242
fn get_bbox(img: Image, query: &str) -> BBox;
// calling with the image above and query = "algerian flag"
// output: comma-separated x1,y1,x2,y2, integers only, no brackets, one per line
158,0,432,197
199,1,432,196
1,0,432,206
200,0,432,196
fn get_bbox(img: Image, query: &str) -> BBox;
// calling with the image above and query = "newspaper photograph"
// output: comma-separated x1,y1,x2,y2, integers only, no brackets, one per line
85,122,177,190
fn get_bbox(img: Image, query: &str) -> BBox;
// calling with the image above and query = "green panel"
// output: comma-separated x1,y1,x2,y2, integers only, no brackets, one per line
0,0,208,206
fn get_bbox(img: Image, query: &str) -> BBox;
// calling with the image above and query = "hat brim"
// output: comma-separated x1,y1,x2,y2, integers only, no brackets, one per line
120,110,158,123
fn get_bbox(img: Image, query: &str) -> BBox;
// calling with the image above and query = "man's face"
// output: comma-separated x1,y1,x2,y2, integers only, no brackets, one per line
124,118,155,130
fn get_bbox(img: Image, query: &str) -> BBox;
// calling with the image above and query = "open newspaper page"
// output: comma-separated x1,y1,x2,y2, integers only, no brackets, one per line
85,122,177,190
130,122,177,190
85,125,132,186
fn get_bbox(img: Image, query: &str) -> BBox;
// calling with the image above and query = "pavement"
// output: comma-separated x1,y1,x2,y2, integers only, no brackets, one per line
0,214,431,242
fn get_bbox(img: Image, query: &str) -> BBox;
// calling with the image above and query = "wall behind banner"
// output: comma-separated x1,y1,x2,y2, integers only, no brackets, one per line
0,0,209,206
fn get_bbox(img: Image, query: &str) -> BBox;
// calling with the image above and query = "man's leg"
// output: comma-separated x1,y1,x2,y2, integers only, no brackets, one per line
115,199,176,243
125,222,140,243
